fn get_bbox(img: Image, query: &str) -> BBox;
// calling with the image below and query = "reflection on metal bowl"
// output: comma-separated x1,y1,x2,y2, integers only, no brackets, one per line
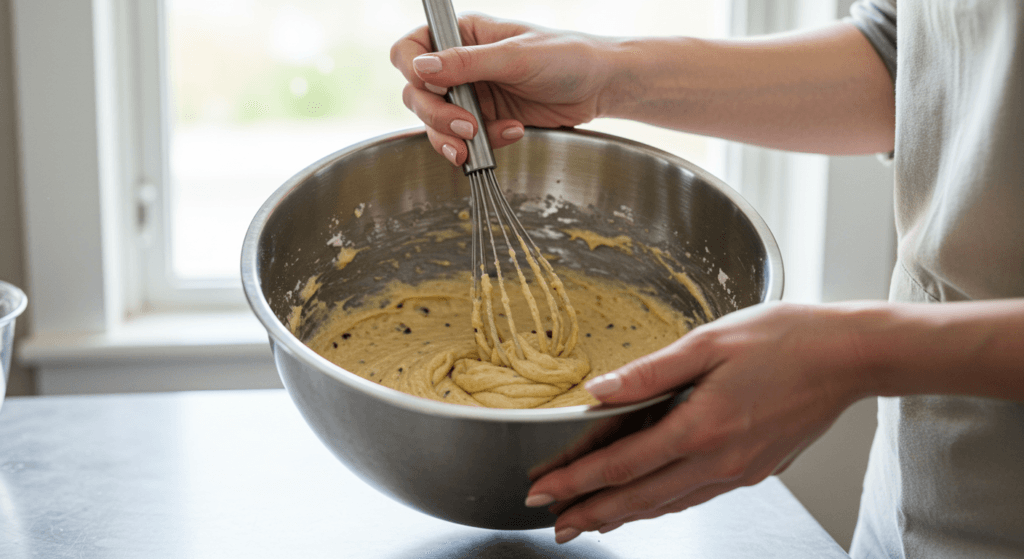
241,127,782,529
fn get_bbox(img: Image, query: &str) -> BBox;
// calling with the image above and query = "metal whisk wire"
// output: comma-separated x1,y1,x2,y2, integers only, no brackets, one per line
469,169,577,366
423,0,577,365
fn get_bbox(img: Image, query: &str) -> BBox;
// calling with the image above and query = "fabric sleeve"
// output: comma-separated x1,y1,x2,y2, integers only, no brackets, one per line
846,0,897,83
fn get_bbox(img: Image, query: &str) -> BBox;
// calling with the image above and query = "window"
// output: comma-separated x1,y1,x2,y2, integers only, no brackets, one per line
146,0,733,309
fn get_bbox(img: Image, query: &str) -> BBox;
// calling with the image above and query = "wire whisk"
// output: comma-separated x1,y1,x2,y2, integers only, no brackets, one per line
469,169,578,365
422,0,578,365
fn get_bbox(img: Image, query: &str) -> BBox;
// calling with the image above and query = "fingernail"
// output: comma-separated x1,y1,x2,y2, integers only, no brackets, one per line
450,119,474,140
585,373,622,398
501,126,524,140
441,144,458,165
525,493,555,508
555,527,581,544
424,82,447,95
414,55,442,74
598,521,624,534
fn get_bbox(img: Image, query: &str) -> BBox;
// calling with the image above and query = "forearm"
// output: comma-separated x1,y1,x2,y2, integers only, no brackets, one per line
849,300,1024,401
598,22,895,155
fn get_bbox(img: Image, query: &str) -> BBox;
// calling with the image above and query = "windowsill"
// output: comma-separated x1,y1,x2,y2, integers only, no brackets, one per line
19,310,273,368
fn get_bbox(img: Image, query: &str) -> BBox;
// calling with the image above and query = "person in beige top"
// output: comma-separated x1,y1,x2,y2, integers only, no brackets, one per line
391,1,1024,556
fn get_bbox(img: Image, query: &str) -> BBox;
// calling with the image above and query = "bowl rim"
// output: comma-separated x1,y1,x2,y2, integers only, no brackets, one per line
240,126,783,423
0,280,28,327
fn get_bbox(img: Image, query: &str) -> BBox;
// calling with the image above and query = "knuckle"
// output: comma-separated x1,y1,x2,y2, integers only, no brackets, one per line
574,509,606,531
684,326,718,356
424,110,446,135
401,85,415,110
717,453,749,481
625,354,660,394
686,422,724,453
389,42,403,70
622,493,661,515
666,430,693,459
600,459,638,487
660,413,694,458
448,46,474,71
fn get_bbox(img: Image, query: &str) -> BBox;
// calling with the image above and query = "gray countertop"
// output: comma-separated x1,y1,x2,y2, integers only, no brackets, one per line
0,390,848,558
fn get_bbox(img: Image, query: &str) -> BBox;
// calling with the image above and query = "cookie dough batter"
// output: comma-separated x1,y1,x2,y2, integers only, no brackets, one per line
301,270,693,409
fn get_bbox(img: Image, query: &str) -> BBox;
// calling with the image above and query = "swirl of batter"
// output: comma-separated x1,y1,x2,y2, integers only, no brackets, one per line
299,271,693,409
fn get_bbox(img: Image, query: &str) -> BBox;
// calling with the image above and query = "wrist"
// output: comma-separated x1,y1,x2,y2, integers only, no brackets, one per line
597,36,723,130
837,300,982,399
594,38,639,119
596,37,699,120
835,301,902,399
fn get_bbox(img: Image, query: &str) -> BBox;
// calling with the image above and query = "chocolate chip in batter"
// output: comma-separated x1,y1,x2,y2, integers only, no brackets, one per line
607,324,614,329
342,333,351,339
418,306,430,315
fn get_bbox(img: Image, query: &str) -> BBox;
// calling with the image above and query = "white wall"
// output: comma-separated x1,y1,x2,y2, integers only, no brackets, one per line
777,151,896,550
0,0,33,397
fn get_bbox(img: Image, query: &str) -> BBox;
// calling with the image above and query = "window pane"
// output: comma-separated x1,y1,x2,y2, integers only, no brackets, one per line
165,0,727,282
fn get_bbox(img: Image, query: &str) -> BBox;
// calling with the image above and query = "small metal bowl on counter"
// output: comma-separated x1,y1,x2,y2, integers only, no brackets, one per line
1,280,28,413
240,127,783,530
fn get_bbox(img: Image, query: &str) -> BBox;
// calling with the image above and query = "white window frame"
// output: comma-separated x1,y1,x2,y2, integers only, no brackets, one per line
132,0,251,311
12,0,895,394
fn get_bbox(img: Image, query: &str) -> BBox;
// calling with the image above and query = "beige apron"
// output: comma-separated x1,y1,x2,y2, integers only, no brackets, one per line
848,1,1024,557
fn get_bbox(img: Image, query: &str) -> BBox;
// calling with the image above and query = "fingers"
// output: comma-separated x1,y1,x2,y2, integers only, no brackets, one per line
403,84,476,140
585,330,717,405
390,25,432,90
410,38,530,91
423,121,526,166
552,461,745,544
424,126,464,166
590,479,745,536
392,17,531,164
403,83,525,165
485,118,525,148
526,404,696,508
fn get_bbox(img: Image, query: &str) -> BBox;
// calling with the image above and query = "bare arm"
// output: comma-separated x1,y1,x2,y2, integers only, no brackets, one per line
391,16,896,163
856,300,1024,400
601,23,896,154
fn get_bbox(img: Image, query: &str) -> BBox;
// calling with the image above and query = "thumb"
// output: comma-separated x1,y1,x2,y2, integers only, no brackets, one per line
413,40,526,88
585,333,713,405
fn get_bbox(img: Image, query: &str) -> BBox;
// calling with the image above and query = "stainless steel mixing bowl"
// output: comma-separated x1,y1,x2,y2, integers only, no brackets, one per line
241,127,783,530
1,280,28,414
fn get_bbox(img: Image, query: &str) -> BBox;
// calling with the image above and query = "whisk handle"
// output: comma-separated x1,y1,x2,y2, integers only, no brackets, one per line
422,0,497,174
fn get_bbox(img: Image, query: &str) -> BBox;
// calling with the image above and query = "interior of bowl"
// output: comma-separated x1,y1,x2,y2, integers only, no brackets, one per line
246,127,781,398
